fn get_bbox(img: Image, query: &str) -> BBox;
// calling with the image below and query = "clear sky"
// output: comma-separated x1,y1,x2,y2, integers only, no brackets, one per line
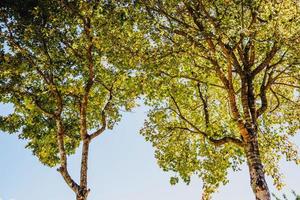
0,103,299,200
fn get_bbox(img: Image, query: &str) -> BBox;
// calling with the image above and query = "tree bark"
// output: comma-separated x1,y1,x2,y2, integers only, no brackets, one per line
76,195,87,200
244,133,271,200
78,139,90,200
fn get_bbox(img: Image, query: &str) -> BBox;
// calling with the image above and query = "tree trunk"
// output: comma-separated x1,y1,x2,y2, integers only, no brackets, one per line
76,140,90,200
76,195,87,200
244,134,271,200
76,188,89,200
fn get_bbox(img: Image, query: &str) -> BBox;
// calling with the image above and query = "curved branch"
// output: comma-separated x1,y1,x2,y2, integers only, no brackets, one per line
209,137,244,147
89,91,112,141
167,126,243,147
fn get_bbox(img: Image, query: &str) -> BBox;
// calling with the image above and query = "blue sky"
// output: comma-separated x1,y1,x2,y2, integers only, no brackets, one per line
0,103,299,200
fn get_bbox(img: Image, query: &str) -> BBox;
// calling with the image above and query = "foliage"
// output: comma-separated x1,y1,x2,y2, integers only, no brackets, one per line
133,0,300,197
0,0,139,165
0,0,140,199
1,0,300,199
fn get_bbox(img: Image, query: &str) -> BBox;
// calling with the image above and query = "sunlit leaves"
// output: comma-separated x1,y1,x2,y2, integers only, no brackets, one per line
135,0,300,197
0,1,140,167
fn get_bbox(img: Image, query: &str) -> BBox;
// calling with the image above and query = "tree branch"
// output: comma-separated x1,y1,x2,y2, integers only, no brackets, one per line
160,70,225,89
167,126,243,147
256,68,269,117
251,43,278,77
56,118,80,194
89,90,113,140
197,83,209,127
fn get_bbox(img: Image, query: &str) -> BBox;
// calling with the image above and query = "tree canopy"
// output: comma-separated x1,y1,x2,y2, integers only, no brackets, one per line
134,0,300,199
0,1,140,199
0,1,300,200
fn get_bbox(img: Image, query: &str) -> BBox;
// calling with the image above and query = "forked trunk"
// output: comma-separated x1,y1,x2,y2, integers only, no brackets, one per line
244,135,270,200
76,193,88,200
76,197,87,200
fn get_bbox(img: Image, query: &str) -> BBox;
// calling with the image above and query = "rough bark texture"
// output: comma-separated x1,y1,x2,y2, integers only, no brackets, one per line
244,133,271,200
78,139,90,200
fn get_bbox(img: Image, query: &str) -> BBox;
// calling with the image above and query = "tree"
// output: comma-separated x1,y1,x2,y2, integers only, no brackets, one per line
0,1,139,199
135,1,300,199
